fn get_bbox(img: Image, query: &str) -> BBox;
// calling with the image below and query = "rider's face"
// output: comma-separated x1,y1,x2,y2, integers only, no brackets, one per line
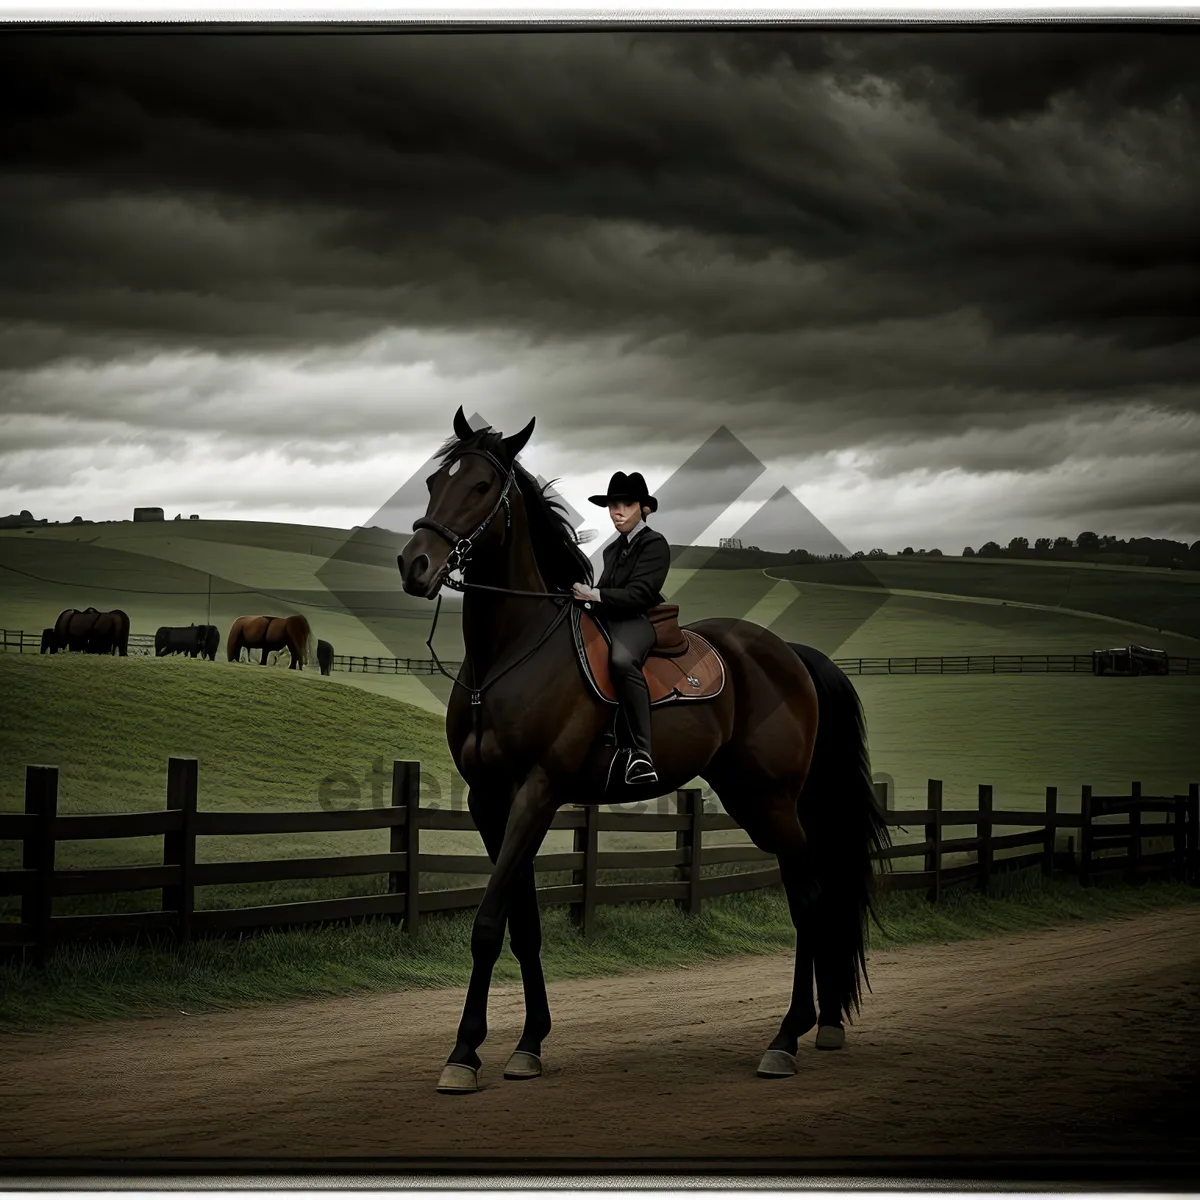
608,500,643,533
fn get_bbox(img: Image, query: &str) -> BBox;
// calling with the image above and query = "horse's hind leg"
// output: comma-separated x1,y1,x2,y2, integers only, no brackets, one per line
704,771,818,1078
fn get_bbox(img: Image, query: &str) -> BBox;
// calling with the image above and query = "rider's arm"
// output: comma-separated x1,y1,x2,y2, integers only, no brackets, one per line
596,535,671,616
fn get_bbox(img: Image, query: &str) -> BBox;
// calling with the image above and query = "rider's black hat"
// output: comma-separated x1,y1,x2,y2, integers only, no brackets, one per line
588,470,658,513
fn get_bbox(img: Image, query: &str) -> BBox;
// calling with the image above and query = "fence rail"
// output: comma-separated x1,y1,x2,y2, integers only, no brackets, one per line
2,759,1197,965
5,628,1199,676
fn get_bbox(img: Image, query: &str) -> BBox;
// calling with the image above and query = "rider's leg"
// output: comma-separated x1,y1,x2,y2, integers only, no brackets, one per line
607,614,657,781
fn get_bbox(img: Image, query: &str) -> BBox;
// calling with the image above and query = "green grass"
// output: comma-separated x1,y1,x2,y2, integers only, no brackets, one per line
1,873,1195,1032
770,557,1200,643
2,647,1197,916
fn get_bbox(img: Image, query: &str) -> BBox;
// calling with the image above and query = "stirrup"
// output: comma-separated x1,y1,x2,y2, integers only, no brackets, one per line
625,752,658,785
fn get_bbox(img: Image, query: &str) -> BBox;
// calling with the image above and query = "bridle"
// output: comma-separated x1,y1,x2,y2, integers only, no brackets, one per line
405,444,584,745
411,446,518,591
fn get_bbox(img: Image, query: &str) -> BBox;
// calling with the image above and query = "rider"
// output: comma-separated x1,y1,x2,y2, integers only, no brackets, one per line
572,471,671,787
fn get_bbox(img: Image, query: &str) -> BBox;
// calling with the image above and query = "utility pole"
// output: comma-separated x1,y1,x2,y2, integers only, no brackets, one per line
206,573,212,626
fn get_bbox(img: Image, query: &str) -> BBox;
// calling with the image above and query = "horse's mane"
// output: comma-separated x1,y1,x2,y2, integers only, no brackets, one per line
435,429,594,590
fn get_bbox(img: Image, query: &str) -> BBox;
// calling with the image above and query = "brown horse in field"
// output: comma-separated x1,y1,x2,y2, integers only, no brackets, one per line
51,607,131,655
226,614,314,668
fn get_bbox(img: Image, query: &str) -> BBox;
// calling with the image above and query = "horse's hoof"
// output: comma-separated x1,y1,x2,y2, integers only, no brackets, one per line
503,1050,543,1080
816,1024,846,1050
436,1062,481,1093
756,1049,798,1078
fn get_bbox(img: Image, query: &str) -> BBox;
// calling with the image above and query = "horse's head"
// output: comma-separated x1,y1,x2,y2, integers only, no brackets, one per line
399,406,535,598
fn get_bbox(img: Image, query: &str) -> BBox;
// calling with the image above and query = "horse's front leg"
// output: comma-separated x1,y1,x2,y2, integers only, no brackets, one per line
468,785,552,1082
439,767,557,1094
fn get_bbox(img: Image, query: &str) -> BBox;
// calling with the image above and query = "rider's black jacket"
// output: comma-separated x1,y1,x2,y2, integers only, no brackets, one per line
594,527,671,618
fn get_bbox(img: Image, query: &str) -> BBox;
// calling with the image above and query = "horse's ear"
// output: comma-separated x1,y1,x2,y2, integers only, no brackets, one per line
453,406,474,442
501,416,535,460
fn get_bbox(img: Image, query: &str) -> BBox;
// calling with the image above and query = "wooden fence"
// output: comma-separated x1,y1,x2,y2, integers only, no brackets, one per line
2,759,1197,966
5,629,1200,675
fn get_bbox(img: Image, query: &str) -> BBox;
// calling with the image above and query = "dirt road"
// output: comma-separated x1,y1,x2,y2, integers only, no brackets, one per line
2,907,1199,1171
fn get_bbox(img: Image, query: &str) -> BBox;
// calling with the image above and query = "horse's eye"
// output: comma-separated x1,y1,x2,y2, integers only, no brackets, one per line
475,480,489,494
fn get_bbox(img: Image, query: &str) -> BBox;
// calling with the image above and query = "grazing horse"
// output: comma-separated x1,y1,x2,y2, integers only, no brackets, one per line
202,624,220,661
51,607,131,656
317,639,333,676
398,407,890,1093
226,614,314,669
156,624,220,659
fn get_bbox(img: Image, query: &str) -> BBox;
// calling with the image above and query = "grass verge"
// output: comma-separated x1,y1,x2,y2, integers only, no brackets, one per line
2,872,1196,1032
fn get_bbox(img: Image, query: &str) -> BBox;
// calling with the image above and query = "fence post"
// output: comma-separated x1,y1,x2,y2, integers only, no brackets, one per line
873,779,889,811
678,788,704,917
1043,786,1057,878
674,791,689,909
1128,781,1142,883
396,761,421,938
22,766,58,967
925,779,943,904
1080,785,1093,887
162,757,198,946
977,784,993,893
1189,783,1199,885
577,805,599,937
391,761,419,930
1173,792,1186,881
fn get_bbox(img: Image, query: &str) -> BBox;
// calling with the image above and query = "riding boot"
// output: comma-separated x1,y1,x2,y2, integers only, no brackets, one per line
620,673,657,785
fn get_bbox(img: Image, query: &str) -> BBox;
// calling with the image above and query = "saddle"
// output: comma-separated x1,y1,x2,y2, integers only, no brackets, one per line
571,603,726,707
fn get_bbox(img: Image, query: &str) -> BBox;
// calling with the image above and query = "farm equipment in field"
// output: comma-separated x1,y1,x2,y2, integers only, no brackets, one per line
1092,644,1169,676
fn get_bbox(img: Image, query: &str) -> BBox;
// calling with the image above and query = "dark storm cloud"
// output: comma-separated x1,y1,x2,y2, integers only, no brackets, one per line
0,27,1198,523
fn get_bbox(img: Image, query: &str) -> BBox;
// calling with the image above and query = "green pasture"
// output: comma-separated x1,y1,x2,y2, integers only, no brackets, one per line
6,520,1200,671
2,518,1197,919
769,557,1200,643
1,650,1196,922
0,519,445,660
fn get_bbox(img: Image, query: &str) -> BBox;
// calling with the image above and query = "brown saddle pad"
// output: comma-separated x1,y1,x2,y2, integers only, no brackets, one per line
572,607,726,706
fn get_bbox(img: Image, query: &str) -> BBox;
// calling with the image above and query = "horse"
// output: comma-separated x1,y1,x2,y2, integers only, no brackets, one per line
156,624,220,659
40,627,56,654
226,614,315,669
202,624,220,661
51,607,131,656
397,407,890,1093
317,639,333,676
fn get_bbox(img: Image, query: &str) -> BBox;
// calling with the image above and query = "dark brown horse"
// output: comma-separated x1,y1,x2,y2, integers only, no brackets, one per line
51,607,130,655
226,614,314,668
398,408,889,1093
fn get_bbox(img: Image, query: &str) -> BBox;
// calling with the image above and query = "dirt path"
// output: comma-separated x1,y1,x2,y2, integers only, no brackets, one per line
3,908,1199,1169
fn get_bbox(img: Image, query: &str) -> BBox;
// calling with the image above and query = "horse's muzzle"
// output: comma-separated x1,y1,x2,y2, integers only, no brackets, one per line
398,549,443,599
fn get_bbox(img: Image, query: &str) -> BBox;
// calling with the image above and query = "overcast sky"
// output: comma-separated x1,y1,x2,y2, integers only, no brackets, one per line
1,28,1198,552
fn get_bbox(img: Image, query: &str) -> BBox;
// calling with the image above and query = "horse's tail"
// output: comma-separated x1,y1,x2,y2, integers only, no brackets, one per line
290,615,313,668
113,609,130,656
789,641,892,1025
227,618,244,662
54,609,74,643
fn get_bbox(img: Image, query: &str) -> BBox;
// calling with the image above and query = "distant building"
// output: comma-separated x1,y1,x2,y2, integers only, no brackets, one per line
189,514,199,520
719,537,743,549
134,507,165,522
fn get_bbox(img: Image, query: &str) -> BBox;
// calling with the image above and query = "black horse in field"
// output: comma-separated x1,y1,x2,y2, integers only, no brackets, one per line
156,624,221,660
317,639,333,676
45,608,131,655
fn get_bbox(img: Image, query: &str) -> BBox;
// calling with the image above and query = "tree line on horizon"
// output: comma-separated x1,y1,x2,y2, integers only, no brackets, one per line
782,532,1200,571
